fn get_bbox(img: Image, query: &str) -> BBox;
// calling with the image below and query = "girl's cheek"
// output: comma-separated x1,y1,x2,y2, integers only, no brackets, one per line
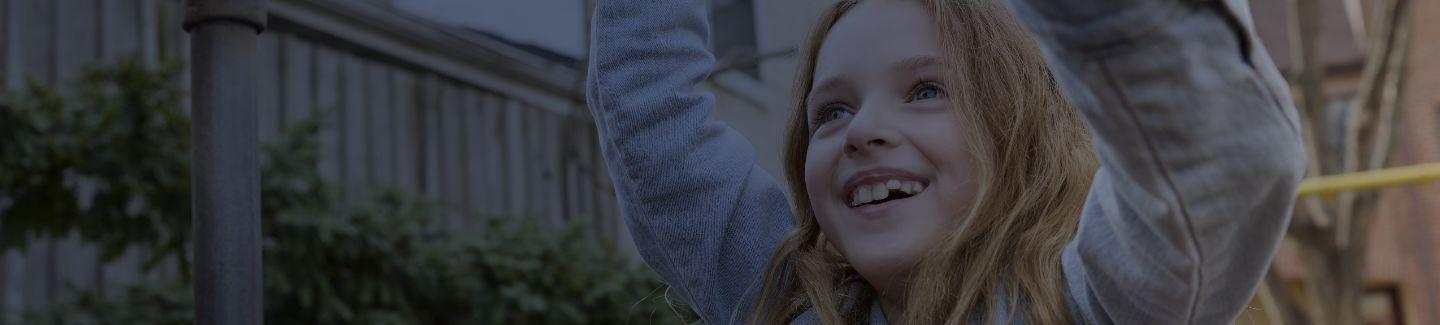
804,139,843,200
807,136,844,162
908,103,961,130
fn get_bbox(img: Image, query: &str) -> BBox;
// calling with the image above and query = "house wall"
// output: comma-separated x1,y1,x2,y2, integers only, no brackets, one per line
1382,0,1440,322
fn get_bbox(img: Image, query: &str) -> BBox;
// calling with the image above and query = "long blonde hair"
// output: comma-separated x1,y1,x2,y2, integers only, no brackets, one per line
749,0,1097,323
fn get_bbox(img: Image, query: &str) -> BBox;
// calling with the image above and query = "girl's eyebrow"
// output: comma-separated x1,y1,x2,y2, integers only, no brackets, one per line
808,77,852,106
892,55,940,74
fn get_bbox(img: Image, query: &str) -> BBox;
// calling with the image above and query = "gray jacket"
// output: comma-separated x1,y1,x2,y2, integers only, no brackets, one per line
584,0,1307,324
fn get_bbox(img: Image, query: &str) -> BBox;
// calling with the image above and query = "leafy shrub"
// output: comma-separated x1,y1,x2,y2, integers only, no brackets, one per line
0,59,190,272
3,58,696,324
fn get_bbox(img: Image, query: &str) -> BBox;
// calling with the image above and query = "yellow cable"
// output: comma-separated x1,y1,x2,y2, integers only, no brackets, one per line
1297,162,1440,196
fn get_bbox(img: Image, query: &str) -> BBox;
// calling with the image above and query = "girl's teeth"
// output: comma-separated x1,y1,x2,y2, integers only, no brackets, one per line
850,180,929,207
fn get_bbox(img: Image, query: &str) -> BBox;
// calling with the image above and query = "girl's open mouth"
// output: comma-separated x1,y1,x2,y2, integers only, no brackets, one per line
847,178,928,208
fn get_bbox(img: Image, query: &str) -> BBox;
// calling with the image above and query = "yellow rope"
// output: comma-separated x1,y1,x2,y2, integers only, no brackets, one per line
1297,162,1440,196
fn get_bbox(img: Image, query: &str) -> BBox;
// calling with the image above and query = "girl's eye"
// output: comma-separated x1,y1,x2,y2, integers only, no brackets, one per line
814,105,851,126
909,82,945,102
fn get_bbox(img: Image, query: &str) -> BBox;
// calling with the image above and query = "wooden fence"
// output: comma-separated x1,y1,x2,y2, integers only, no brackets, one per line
0,0,620,317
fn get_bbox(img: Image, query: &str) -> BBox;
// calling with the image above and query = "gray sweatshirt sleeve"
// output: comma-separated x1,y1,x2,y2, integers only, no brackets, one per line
1005,0,1308,324
585,1,793,324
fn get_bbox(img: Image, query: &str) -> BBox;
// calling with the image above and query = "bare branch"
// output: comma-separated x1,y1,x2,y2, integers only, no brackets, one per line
1290,0,1335,228
1263,266,1311,325
1365,5,1410,173
1337,0,1408,248
1257,281,1287,325
1304,196,1335,229
1347,3,1412,250
1340,0,1368,50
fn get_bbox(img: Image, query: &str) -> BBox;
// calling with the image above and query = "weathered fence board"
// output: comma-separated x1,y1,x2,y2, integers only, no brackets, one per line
51,0,103,306
100,0,142,60
525,106,545,220
55,0,97,84
18,0,54,85
540,110,561,224
392,70,419,193
367,64,396,188
257,34,281,145
420,74,443,207
341,52,370,203
280,34,314,130
21,240,49,313
313,45,343,185
462,88,485,220
479,93,506,217
504,99,528,217
138,0,158,66
441,81,466,226
567,117,588,223
2,0,15,89
21,0,56,311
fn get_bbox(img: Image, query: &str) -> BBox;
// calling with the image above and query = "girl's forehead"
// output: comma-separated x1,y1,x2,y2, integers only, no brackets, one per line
811,0,939,90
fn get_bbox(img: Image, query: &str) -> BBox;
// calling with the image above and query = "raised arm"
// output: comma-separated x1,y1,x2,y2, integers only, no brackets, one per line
586,0,793,323
1004,0,1308,323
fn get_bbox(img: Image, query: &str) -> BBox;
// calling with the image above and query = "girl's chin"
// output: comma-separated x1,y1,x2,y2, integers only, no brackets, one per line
849,255,918,295
845,241,924,277
835,218,946,290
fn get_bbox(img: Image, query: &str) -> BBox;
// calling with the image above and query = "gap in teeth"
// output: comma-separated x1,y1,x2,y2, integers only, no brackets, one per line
851,179,927,207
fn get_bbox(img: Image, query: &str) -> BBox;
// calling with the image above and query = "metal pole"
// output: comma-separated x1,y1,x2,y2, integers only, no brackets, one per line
184,0,266,323
1297,162,1440,196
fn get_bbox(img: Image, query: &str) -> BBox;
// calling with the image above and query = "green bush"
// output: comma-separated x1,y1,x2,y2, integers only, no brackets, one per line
2,58,696,324
0,59,190,272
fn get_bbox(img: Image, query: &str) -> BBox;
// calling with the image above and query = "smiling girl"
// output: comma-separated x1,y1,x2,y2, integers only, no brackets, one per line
586,0,1305,323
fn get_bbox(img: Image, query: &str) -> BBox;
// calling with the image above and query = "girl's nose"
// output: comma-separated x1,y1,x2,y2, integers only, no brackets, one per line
843,105,900,156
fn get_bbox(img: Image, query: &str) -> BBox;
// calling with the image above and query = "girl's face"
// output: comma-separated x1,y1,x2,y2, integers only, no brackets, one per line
803,0,978,294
